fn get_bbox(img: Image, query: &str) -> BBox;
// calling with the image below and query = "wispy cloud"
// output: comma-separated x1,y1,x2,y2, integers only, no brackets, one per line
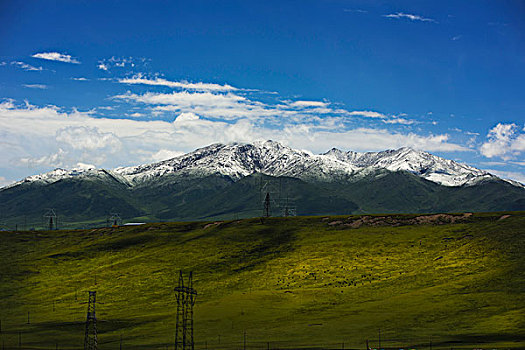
114,89,417,129
451,35,462,41
71,77,89,81
97,56,149,72
383,12,437,23
382,117,414,125
11,61,43,71
32,52,80,64
23,84,48,89
346,110,387,118
114,90,281,121
119,75,237,92
289,100,328,108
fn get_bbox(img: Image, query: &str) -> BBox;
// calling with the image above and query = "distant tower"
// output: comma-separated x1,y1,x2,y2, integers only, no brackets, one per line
107,213,122,227
83,291,98,350
259,176,296,217
43,208,58,230
259,177,280,217
174,271,197,350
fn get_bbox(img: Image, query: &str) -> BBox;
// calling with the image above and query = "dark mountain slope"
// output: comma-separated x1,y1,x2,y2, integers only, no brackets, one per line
1,168,523,229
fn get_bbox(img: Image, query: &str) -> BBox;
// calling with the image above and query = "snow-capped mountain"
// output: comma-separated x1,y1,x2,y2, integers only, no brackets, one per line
114,140,499,187
323,146,493,187
4,140,513,190
3,163,131,190
114,141,359,185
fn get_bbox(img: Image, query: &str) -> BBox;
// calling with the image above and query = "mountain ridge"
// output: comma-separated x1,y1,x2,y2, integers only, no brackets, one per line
1,140,523,228
3,140,519,190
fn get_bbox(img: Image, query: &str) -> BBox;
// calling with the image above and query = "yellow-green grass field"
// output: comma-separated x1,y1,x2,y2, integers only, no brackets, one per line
0,212,524,350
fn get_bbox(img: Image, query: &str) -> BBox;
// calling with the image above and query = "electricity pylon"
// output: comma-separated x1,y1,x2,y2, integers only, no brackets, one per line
174,271,197,350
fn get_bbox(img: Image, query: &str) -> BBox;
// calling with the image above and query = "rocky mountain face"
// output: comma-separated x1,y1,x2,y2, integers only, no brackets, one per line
5,140,511,189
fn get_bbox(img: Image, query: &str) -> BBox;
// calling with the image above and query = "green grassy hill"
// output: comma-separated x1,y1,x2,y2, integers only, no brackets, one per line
0,212,524,349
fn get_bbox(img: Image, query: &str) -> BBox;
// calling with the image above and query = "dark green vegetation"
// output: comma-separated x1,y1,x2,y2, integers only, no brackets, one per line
1,212,524,349
1,172,524,229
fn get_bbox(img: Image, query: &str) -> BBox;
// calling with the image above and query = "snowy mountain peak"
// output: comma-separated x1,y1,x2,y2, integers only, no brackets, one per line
5,141,514,190
112,141,497,187
114,141,357,185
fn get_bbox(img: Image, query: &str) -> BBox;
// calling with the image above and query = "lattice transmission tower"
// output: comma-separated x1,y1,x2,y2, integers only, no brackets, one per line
259,177,280,217
43,208,58,230
83,291,98,350
260,177,296,217
174,271,197,350
107,212,122,227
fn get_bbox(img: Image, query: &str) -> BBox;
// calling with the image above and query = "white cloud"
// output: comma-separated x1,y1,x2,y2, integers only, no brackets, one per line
18,149,68,168
115,90,353,122
114,90,277,120
382,118,414,125
452,35,462,41
0,100,469,180
23,84,47,89
480,161,508,166
280,128,468,153
32,52,80,64
97,56,148,72
115,90,246,106
11,61,43,71
347,110,387,118
56,126,122,151
175,112,200,122
75,162,96,170
115,79,402,125
71,77,89,81
149,149,185,162
383,12,437,23
119,75,237,92
480,123,525,160
289,100,328,108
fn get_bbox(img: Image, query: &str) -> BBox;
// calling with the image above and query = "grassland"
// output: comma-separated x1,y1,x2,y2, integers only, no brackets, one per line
0,212,524,350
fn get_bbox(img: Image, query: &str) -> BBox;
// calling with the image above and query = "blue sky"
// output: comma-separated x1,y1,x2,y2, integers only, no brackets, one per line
1,0,524,185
